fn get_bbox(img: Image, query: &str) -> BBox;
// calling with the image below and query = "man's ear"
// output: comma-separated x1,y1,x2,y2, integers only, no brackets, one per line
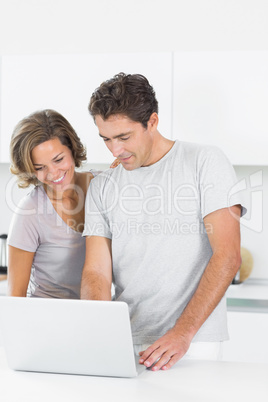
147,112,159,131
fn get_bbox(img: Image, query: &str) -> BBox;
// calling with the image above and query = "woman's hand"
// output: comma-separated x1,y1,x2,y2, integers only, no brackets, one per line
110,159,120,168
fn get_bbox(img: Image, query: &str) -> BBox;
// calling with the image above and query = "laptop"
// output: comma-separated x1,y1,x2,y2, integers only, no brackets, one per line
0,296,146,378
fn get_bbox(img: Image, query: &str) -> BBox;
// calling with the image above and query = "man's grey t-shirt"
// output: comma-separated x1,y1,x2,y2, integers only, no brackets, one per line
83,141,246,344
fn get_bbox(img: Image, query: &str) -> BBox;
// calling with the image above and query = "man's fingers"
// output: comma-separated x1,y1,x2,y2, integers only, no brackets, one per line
161,354,181,370
150,352,171,371
151,350,183,371
138,331,190,370
139,345,160,366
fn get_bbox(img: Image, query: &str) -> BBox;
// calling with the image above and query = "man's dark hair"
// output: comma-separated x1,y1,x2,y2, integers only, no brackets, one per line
89,73,159,128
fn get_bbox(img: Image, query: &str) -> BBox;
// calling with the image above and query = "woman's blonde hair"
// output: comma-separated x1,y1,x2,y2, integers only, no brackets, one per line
10,109,87,188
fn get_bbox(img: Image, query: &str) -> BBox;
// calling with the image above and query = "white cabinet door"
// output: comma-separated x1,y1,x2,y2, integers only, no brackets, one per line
0,53,172,164
173,51,268,165
223,311,268,363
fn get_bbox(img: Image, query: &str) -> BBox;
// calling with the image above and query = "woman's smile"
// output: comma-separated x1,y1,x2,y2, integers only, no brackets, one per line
50,172,67,184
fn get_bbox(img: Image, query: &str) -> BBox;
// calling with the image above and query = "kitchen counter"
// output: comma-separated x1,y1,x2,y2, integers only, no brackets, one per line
0,347,267,402
1,277,268,307
226,278,268,313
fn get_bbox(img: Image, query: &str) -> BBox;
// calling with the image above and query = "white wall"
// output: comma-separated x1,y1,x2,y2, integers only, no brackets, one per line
0,0,268,53
0,0,268,278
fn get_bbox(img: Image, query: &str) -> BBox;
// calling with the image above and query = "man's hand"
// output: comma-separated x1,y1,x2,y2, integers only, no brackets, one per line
138,328,192,371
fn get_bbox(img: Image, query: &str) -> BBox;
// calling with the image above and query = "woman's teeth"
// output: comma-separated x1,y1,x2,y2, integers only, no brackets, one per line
52,174,65,183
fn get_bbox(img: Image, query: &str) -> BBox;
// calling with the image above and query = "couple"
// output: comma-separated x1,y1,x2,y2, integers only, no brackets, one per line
7,73,245,371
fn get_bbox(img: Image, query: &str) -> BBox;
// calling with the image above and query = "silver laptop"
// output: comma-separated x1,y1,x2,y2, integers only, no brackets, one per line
0,297,146,378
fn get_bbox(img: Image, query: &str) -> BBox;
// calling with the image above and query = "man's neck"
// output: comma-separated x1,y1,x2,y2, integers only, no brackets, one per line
142,133,175,167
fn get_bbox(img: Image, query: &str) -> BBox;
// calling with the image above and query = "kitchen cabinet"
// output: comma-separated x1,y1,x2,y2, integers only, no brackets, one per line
223,311,268,364
173,51,268,165
1,51,268,165
224,280,268,364
0,53,172,163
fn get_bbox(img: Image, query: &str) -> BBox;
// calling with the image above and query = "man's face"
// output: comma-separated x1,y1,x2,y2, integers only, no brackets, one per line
95,114,156,171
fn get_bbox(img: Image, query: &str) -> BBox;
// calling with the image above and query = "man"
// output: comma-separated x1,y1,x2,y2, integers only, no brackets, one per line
81,73,245,371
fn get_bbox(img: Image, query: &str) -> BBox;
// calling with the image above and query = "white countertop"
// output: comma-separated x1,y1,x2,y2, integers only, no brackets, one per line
0,347,267,402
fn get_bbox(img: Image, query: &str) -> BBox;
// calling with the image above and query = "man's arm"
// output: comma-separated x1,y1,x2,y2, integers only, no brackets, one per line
80,236,113,301
139,205,241,371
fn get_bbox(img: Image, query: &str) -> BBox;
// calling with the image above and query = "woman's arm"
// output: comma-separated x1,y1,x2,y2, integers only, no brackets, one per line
80,236,112,301
7,245,35,297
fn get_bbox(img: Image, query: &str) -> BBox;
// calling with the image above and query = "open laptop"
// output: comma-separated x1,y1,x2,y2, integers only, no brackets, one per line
0,296,146,378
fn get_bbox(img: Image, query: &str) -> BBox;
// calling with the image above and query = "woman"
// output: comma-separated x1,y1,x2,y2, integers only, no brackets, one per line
8,109,103,298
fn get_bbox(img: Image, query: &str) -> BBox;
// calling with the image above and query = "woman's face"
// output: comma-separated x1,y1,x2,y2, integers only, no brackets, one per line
31,137,76,191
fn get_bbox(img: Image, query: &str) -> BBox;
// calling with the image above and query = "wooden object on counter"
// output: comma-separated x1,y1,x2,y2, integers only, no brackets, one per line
0,275,7,281
240,247,254,282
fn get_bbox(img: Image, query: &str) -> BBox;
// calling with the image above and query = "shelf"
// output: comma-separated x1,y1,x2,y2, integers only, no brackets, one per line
226,278,268,300
227,298,268,313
